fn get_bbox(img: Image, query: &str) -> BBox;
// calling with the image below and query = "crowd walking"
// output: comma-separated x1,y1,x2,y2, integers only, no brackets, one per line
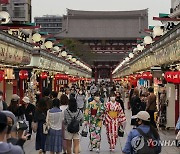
0,81,179,154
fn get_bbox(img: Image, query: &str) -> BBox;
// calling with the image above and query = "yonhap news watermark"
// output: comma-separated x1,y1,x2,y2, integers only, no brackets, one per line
131,136,180,151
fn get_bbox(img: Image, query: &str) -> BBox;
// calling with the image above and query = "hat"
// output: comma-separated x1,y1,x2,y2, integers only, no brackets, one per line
133,111,150,122
0,112,7,125
22,96,30,104
1,111,15,124
11,94,20,101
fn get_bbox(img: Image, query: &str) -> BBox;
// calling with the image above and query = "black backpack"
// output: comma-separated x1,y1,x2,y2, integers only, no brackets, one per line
133,128,158,154
67,109,80,133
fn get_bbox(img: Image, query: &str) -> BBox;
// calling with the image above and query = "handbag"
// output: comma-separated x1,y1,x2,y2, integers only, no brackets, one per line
32,121,38,133
118,126,124,137
17,114,28,130
43,122,50,134
17,121,28,130
81,126,88,137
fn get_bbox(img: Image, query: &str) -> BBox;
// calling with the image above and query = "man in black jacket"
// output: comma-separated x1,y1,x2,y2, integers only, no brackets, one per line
0,91,7,111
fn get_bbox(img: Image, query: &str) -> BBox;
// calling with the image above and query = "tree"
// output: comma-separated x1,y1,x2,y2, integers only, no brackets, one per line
60,39,95,65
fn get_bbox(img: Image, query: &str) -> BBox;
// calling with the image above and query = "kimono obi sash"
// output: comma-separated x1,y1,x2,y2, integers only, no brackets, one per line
109,111,118,118
91,108,97,115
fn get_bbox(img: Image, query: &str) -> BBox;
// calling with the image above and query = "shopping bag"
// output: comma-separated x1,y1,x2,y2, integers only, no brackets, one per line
118,126,124,137
81,125,88,137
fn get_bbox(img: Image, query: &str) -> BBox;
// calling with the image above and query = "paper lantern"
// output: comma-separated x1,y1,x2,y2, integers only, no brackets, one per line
137,44,144,51
45,41,53,49
40,72,48,79
0,71,4,82
53,46,59,51
129,53,134,58
0,11,10,24
71,57,77,63
61,51,67,57
165,71,180,84
125,57,130,62
32,33,41,42
141,72,153,80
144,36,153,45
153,26,163,37
19,70,28,80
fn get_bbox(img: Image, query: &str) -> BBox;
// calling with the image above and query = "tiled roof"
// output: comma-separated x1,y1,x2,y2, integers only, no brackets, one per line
55,9,148,39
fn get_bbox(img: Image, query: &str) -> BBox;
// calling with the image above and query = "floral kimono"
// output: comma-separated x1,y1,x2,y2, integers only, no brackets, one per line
84,99,105,149
104,101,126,150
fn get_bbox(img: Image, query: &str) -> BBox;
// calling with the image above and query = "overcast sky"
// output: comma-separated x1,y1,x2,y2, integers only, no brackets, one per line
32,0,171,25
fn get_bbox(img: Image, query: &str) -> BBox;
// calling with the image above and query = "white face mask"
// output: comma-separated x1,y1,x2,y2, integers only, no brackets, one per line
94,96,100,102
110,97,116,102
0,96,2,100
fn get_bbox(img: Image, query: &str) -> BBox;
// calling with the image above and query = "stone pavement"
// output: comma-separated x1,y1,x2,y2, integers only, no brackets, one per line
24,109,180,154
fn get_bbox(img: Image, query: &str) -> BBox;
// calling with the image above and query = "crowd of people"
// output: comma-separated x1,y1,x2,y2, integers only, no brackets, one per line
0,81,179,154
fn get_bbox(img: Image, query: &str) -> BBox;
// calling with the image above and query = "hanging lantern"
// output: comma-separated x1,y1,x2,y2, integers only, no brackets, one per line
19,70,28,80
55,73,61,80
32,33,41,42
141,72,153,80
137,44,144,51
45,41,53,49
165,71,180,84
129,53,134,58
144,36,153,45
153,26,163,37
53,46,59,51
0,11,10,24
0,71,4,82
61,51,67,57
40,72,48,79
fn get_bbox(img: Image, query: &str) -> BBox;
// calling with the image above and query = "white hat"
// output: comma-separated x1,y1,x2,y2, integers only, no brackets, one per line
133,111,150,122
11,94,20,101
22,96,30,104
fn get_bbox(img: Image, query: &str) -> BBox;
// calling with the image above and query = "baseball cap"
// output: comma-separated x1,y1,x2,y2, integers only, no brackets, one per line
22,96,30,104
1,111,15,124
0,112,7,125
133,111,150,122
11,94,20,101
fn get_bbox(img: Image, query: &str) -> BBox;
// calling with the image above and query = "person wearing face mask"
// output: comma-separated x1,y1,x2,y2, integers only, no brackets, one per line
0,91,7,111
122,111,161,154
76,89,86,113
84,92,105,153
104,92,126,152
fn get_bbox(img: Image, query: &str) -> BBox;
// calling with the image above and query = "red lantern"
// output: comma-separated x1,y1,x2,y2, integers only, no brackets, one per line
40,72,48,79
0,71,4,82
55,73,61,80
19,70,28,80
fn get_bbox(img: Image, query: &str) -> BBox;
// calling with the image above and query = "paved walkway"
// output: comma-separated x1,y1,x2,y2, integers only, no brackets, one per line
24,109,180,154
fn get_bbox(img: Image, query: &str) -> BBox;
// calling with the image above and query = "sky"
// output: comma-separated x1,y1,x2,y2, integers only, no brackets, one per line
32,0,171,26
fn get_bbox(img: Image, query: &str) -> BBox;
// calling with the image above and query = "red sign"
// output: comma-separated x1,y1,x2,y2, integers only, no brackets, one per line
141,72,153,80
19,70,28,80
0,0,9,4
165,71,180,84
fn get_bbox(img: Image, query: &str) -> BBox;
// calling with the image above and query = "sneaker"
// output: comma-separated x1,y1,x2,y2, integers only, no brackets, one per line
96,148,100,153
89,146,93,151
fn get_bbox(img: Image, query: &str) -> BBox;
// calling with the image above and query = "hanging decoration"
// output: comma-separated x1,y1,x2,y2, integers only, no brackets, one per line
40,72,48,79
0,71,5,82
141,72,153,80
19,70,28,80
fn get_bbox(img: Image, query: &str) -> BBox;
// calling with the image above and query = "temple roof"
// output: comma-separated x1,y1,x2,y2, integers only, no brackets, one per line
55,9,148,39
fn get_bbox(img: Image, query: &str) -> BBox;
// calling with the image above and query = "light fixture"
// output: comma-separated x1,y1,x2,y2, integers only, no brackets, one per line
0,11,10,24
125,57,130,62
153,26,163,37
61,51,67,57
144,36,153,45
45,41,53,49
137,44,144,51
71,57,77,63
129,53,134,58
67,54,72,60
32,33,41,42
53,46,59,51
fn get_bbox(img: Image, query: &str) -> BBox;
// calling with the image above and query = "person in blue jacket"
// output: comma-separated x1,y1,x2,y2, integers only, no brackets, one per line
122,111,161,154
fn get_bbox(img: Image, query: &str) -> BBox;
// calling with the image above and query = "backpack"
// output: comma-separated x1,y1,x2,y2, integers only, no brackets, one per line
133,128,157,154
67,109,80,133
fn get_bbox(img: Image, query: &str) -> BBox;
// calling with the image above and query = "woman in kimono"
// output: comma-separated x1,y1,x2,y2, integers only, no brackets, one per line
104,92,126,151
84,92,105,153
